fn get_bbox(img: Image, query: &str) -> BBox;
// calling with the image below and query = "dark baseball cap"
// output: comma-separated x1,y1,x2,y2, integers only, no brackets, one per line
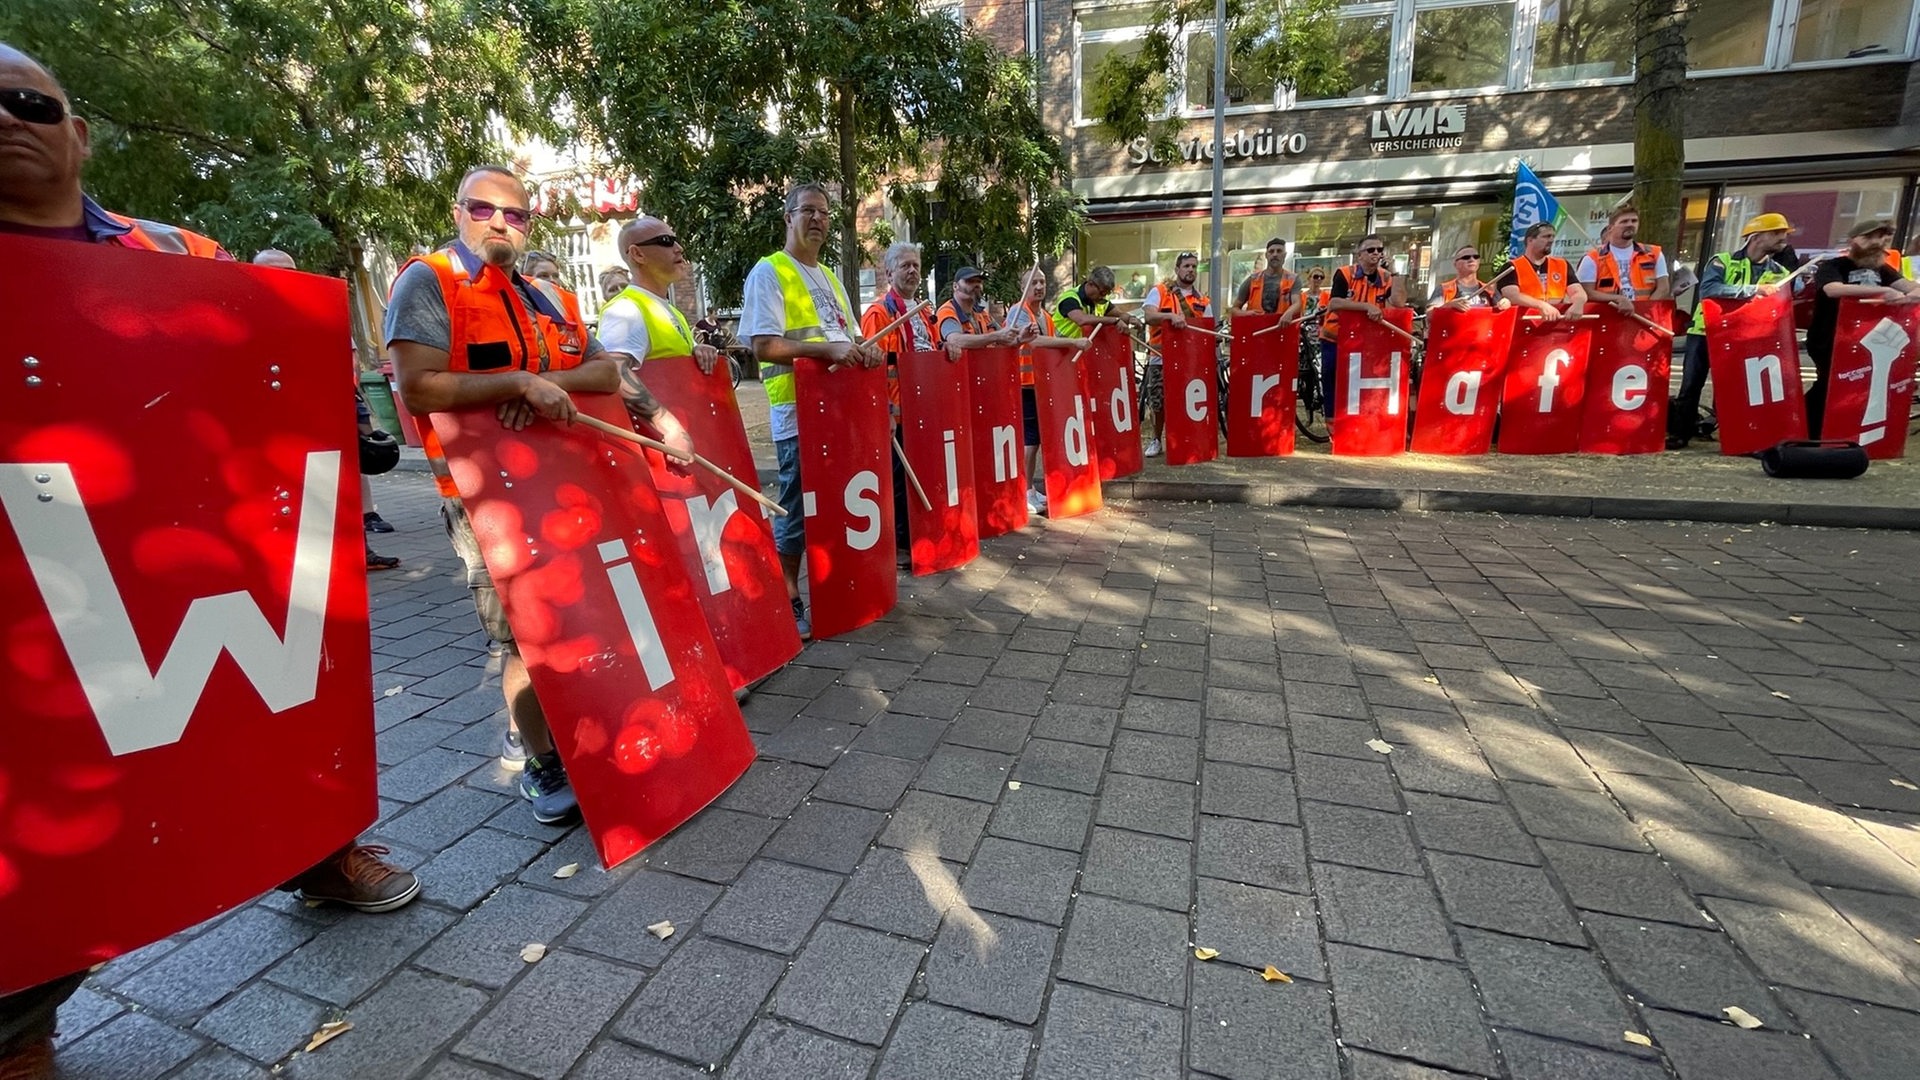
955,266,984,281
1848,219,1895,239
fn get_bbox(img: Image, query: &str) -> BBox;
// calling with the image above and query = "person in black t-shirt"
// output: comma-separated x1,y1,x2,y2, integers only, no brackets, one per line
1805,219,1919,436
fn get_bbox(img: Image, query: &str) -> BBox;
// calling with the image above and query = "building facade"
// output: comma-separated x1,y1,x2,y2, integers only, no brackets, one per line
1043,0,1920,301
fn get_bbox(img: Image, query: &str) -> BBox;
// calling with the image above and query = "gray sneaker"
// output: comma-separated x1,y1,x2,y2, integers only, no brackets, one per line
791,597,812,641
518,752,579,824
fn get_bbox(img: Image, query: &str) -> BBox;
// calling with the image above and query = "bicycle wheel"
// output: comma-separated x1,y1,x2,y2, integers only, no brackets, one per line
1295,396,1330,443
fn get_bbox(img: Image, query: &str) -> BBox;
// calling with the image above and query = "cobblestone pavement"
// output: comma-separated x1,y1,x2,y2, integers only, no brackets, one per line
55,474,1920,1079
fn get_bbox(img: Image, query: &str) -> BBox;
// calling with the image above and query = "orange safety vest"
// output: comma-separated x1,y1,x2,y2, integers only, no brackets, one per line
105,210,228,259
933,298,995,347
1320,265,1393,341
1439,278,1490,304
1586,243,1662,295
1014,297,1045,386
1510,256,1571,302
1146,282,1211,348
1240,269,1298,314
400,249,591,498
861,291,934,416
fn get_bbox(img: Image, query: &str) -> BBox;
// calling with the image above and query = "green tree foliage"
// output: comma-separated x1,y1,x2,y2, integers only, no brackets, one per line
507,0,1080,306
1,0,547,275
1084,0,1347,154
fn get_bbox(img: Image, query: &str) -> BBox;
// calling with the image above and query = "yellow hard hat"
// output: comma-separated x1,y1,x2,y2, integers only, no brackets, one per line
1740,212,1792,236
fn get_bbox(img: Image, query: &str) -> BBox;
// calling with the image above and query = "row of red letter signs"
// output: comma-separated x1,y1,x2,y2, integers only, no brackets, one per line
1191,298,1917,459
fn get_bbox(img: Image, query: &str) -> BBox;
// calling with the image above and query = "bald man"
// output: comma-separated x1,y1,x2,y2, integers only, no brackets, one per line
599,215,722,375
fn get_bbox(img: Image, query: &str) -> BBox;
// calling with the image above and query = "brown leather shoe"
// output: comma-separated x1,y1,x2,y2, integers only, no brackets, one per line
291,844,421,913
0,1038,53,1080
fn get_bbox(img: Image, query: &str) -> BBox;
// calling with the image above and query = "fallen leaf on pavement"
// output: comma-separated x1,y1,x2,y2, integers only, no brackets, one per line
552,863,580,879
382,686,404,697
304,1021,352,1052
1788,616,1805,624
1193,947,1219,960
1770,691,1791,700
1723,1006,1764,1029
1623,1031,1653,1047
1891,779,1918,791
1007,781,1022,790
647,920,675,939
519,943,547,963
1366,739,1393,755
1260,965,1292,983
1422,675,1439,684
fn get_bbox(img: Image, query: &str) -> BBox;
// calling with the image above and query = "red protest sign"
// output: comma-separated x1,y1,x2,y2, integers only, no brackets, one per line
1701,291,1808,456
436,394,756,869
1226,313,1297,457
1331,309,1416,456
1578,303,1673,455
1823,299,1920,458
1085,331,1144,479
0,238,375,994
1032,343,1103,518
967,345,1029,537
898,348,980,575
793,358,898,637
1500,315,1593,455
1162,320,1221,466
636,357,800,688
1410,307,1515,455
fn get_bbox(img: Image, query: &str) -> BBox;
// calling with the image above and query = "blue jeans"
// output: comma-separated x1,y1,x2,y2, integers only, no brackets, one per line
773,436,805,555
1321,340,1340,415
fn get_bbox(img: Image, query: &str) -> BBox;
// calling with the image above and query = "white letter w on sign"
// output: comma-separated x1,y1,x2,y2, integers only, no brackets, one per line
0,451,340,756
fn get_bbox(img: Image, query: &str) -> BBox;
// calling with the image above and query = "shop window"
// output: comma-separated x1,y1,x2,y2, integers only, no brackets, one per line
1411,2,1516,93
1532,0,1636,83
1717,178,1905,255
1792,0,1916,63
1298,11,1394,101
1080,208,1373,297
1689,0,1775,71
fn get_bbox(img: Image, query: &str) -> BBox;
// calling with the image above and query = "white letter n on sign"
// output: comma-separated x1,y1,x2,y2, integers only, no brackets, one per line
0,452,340,756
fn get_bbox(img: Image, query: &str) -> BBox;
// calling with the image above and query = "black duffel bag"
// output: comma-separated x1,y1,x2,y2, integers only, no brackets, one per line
359,429,402,475
1759,439,1868,480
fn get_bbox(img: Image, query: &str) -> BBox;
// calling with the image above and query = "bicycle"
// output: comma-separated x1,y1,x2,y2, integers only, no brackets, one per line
1294,314,1330,443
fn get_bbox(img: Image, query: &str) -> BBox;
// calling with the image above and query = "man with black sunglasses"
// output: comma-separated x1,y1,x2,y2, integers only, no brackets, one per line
601,216,722,375
1321,235,1406,410
1431,246,1503,310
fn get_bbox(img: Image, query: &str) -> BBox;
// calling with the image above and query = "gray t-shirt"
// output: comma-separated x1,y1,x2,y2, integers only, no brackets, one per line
384,253,607,359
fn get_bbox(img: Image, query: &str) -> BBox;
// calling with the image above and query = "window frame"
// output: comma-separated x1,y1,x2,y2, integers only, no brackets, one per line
1778,0,1920,71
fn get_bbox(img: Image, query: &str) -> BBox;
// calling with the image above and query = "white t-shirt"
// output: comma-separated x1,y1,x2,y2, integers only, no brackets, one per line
740,257,853,442
598,292,648,365
1576,245,1670,299
1141,284,1211,366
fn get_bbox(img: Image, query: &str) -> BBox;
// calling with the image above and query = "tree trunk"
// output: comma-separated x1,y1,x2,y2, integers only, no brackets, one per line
1633,0,1693,253
836,82,862,303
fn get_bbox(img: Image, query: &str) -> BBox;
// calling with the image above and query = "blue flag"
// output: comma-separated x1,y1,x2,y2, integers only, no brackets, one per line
1510,162,1567,259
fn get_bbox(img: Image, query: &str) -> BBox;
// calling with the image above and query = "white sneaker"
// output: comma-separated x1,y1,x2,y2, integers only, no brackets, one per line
1143,439,1163,457
1026,488,1048,516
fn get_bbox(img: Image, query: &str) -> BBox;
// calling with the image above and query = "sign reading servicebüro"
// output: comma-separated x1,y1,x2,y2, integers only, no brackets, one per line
1126,127,1308,166
1369,103,1467,152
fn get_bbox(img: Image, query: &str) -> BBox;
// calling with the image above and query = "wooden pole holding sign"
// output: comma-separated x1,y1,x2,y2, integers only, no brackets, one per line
572,413,788,517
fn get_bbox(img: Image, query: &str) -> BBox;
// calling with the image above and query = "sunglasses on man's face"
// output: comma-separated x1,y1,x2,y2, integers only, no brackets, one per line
0,88,67,126
1456,254,1481,261
459,198,532,231
633,234,680,250
1360,246,1385,254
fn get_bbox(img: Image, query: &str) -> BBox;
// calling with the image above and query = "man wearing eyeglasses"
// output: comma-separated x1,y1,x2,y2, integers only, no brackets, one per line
1321,235,1407,412
600,216,722,375
1430,247,1504,310
1140,252,1212,458
387,165,693,826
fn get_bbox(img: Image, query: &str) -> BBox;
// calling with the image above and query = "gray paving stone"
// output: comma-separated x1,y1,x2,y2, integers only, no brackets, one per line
512,828,633,899
1193,877,1324,979
1646,827,1825,911
1012,738,1108,794
1457,928,1634,1050
1107,729,1198,782
415,884,588,988
1031,984,1182,1080
1821,884,1920,970
1344,1049,1487,1079
811,749,920,810
1057,894,1189,1006
455,950,643,1080
1381,736,1504,803
566,869,722,967
1750,818,1920,896
1705,895,1920,1011
283,970,486,1080
875,1003,1032,1080
612,936,784,1064
1120,695,1201,737
1093,772,1196,838
267,902,454,1006
831,846,958,940
1317,861,1456,960
850,714,951,759
1505,782,1649,851
1494,1029,1668,1080
727,1019,875,1080
116,908,318,1020
1032,702,1119,746
914,744,1016,802
762,798,887,872
1300,801,1421,875
961,837,1081,925
773,921,925,1044
1404,792,1539,864
1205,720,1294,770
1584,912,1789,1027
987,783,1093,850
170,1046,281,1080
567,1043,707,1079
1327,944,1499,1077
191,981,333,1064
924,909,1058,1024
378,747,486,803
416,827,545,908
1426,851,1582,945
700,859,842,954
714,759,824,817
755,715,859,767
802,684,891,725
878,790,992,861
52,1011,203,1080
1646,722,1785,772
1080,826,1192,910
49,987,121,1048
1199,815,1310,892
942,706,1035,753
1780,989,1920,1080
886,679,975,721
1538,839,1710,926
1198,759,1301,825
1295,750,1402,811
1602,772,1753,837
1643,1007,1842,1080
1188,961,1338,1080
